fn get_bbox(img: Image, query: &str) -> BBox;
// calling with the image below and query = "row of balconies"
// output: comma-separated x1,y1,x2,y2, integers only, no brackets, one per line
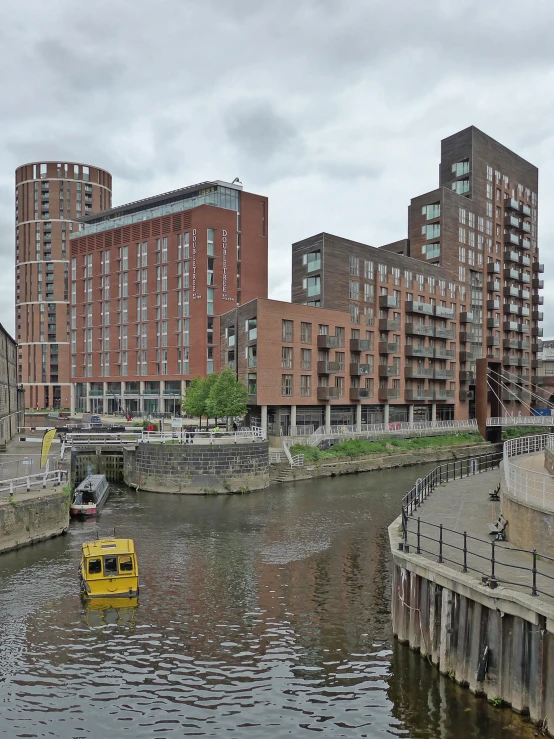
317,362,456,380
502,356,530,367
317,387,454,402
504,214,532,233
504,250,531,267
504,232,531,249
504,198,532,218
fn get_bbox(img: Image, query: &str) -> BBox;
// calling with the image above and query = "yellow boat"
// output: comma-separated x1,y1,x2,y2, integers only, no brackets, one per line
79,537,139,598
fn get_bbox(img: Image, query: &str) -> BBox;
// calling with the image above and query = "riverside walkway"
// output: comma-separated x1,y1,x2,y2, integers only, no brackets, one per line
404,465,554,602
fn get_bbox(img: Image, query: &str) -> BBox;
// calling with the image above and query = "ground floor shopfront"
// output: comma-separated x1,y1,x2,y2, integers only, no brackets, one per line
248,403,459,437
72,381,183,417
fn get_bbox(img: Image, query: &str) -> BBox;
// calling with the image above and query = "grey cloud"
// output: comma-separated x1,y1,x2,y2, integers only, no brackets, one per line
0,0,553,338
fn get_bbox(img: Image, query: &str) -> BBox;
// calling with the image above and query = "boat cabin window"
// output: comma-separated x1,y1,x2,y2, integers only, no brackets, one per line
88,558,102,575
119,556,133,572
104,556,118,575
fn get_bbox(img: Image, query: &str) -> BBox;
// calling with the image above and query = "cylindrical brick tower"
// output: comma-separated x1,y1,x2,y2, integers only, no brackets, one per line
15,162,112,410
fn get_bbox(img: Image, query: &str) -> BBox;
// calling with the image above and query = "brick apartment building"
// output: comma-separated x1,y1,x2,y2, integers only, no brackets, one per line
408,127,542,409
221,127,542,434
222,238,469,435
69,180,268,415
0,323,25,447
15,161,112,410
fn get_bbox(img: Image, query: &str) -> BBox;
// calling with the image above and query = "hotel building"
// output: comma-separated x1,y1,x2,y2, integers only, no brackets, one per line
69,180,268,415
15,162,112,410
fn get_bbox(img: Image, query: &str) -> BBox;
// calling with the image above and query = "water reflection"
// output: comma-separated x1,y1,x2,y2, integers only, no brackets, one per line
0,468,539,737
83,597,138,628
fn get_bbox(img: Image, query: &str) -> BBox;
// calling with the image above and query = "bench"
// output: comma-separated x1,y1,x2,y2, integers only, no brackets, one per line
488,483,500,502
488,514,508,541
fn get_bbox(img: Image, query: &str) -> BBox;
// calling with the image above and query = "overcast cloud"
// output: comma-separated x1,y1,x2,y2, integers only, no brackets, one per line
2,0,554,335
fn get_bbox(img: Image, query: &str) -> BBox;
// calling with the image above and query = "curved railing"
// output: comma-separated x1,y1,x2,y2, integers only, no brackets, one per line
503,433,554,511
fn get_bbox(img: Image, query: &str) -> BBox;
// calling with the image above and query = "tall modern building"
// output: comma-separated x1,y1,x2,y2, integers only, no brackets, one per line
220,126,543,436
69,180,268,415
15,162,112,410
409,127,542,412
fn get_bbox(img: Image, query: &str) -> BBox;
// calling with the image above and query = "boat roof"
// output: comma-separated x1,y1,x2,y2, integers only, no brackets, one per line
76,475,107,489
82,537,135,557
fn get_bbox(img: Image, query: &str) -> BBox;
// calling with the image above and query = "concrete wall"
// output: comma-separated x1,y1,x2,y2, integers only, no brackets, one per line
390,517,554,735
0,490,70,554
123,441,269,494
501,452,554,558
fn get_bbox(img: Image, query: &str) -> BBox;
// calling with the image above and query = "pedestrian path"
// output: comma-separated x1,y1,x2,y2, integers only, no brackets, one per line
405,468,554,602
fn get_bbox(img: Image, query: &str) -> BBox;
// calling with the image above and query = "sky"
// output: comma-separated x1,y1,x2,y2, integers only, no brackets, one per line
1,0,554,336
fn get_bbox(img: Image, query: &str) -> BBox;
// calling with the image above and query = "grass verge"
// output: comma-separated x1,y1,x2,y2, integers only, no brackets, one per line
290,432,485,462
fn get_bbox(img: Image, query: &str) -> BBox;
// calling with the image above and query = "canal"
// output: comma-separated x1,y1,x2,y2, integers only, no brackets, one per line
0,466,538,737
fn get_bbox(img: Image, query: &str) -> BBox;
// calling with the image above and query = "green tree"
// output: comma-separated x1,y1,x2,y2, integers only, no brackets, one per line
181,374,218,428
205,367,248,427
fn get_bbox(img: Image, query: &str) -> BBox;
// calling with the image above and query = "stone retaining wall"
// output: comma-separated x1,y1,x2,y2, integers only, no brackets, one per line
390,517,554,736
0,489,70,555
277,442,500,483
123,441,269,494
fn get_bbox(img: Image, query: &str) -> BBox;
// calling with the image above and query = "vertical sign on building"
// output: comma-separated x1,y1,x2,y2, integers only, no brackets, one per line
192,228,201,299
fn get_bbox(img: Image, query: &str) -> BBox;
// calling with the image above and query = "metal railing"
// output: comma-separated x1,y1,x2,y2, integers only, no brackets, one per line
269,450,283,463
282,439,304,468
400,448,554,601
0,469,66,498
62,427,266,450
403,516,554,601
488,416,554,427
503,433,554,511
305,419,478,447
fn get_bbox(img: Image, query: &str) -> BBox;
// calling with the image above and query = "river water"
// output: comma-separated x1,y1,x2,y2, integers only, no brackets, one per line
0,467,538,738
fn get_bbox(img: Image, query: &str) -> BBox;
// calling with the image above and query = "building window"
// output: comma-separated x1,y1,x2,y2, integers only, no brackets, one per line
302,275,320,296
246,318,257,340
247,374,257,395
349,280,359,300
452,159,470,176
300,375,311,396
301,348,311,370
302,250,321,272
452,179,470,195
422,223,440,239
282,319,293,342
301,322,311,343
207,228,215,256
350,304,360,324
349,256,359,276
247,345,257,368
282,346,293,369
281,374,293,396
364,260,374,280
364,283,374,302
207,287,214,315
422,202,440,219
422,243,440,260
207,347,214,374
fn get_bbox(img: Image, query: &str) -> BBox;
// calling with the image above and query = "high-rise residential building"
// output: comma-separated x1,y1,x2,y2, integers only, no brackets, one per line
15,162,112,410
409,126,542,413
220,127,542,436
69,180,268,415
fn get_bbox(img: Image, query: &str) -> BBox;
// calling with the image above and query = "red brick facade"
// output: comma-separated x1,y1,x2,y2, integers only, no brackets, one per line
15,162,112,410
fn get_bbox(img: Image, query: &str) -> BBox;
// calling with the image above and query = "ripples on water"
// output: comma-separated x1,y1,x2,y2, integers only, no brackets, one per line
0,468,538,737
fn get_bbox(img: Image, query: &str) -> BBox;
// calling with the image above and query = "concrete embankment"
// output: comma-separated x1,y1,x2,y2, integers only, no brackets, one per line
270,442,500,484
0,487,70,555
390,466,554,735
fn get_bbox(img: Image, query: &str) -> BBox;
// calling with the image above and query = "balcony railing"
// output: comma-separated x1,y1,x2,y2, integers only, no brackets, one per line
317,361,340,374
534,263,544,273
405,323,433,337
504,197,519,211
487,318,500,328
404,367,433,379
503,321,525,333
405,389,433,401
435,306,455,319
486,336,500,346
434,348,455,359
405,301,433,315
433,369,455,380
434,390,455,401
459,312,474,323
317,386,341,400
487,279,501,292
504,232,520,247
378,365,400,378
459,370,475,383
405,345,433,358
378,319,400,331
317,335,343,349
434,327,456,339
533,278,544,290
349,387,373,401
378,295,399,309
487,299,500,310
378,387,400,401
349,338,372,352
487,263,501,274
378,342,399,354
350,363,372,376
